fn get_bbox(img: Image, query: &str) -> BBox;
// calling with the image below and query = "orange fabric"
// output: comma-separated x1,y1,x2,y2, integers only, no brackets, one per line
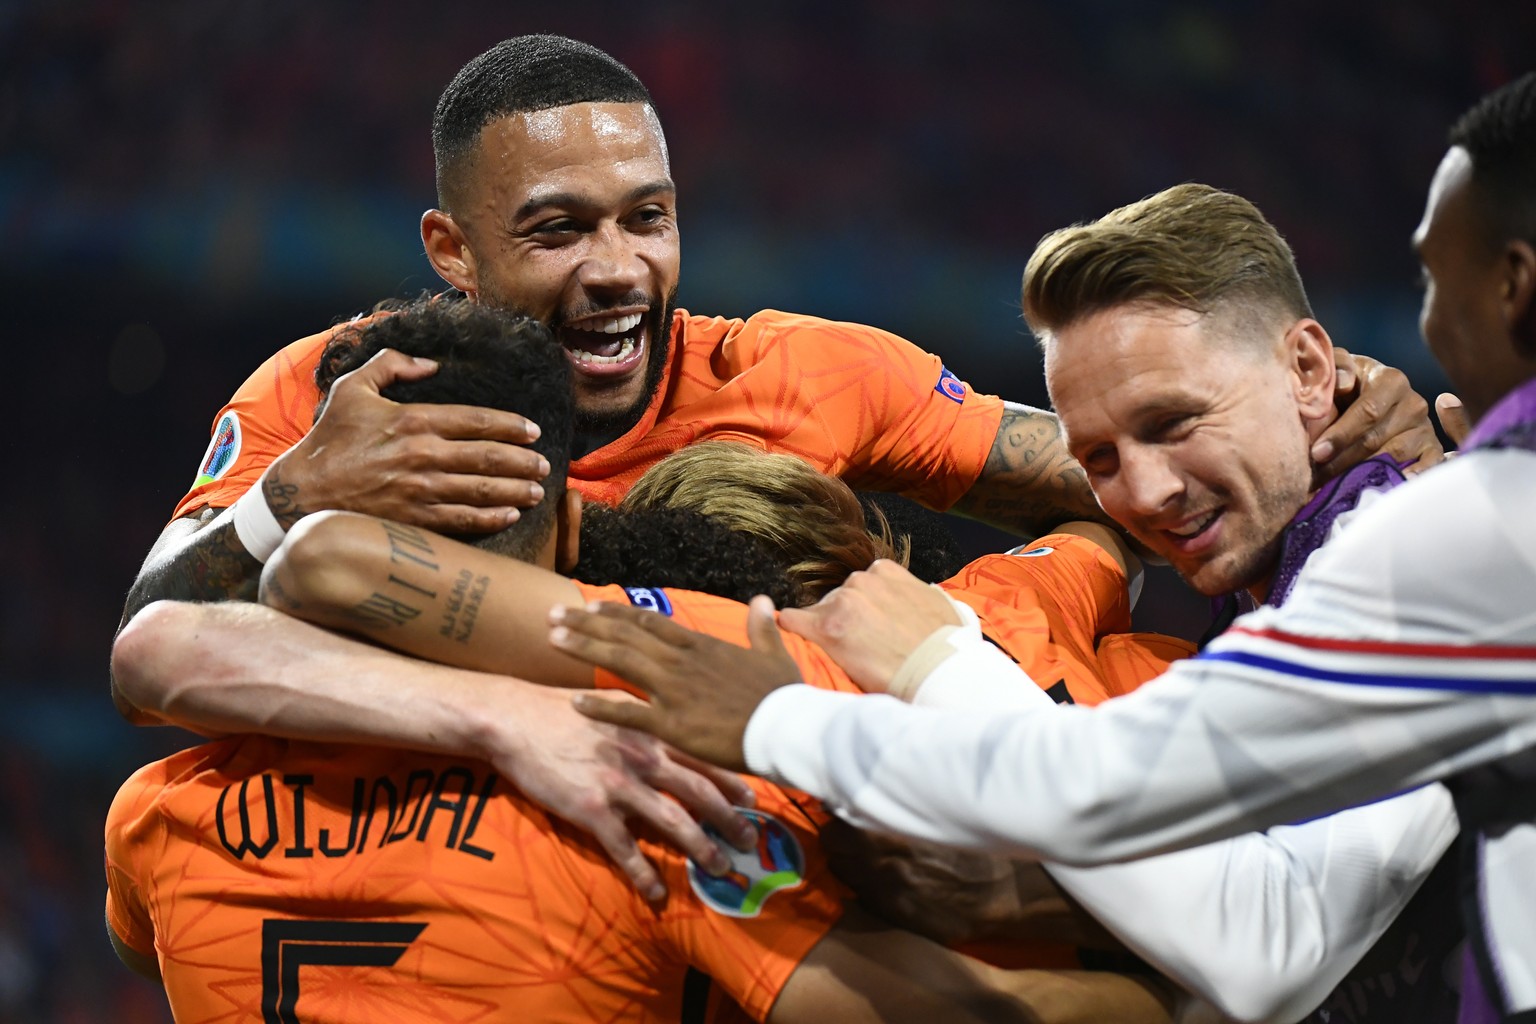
171,308,1004,522
939,534,1132,706
580,582,863,700
105,737,845,1024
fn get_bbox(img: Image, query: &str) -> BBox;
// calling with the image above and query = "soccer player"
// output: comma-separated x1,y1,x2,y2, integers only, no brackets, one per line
561,73,1536,1023
116,33,1439,660
109,304,1177,1022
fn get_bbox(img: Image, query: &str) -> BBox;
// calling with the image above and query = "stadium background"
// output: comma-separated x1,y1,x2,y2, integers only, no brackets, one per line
1,1,1529,1018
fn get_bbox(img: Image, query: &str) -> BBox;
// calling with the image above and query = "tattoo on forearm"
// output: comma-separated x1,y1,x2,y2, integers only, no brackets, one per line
954,405,1107,536
343,521,487,643
381,522,440,570
440,570,490,644
263,462,307,531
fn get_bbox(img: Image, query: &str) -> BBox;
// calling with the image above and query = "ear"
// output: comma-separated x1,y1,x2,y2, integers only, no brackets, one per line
421,209,479,297
1287,319,1337,422
555,489,583,574
1502,239,1536,358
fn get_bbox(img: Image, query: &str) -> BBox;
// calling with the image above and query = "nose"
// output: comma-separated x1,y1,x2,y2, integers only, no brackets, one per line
1115,447,1184,518
577,222,645,296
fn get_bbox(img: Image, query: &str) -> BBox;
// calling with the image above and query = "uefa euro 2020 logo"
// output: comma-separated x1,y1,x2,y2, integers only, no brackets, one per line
688,809,806,918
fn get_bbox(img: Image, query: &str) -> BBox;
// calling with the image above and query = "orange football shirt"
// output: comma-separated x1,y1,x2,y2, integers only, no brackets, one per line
106,737,845,1024
172,308,1004,520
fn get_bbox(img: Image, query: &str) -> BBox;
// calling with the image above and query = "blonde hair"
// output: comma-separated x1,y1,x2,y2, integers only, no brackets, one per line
623,442,907,602
1022,183,1312,344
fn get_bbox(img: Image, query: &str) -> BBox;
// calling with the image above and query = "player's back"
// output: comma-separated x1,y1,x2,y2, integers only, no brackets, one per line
106,736,843,1024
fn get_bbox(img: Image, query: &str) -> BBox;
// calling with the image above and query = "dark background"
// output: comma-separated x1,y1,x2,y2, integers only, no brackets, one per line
1,1,1528,1018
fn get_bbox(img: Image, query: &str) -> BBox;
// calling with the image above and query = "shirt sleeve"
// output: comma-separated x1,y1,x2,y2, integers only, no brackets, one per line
169,323,350,520
738,312,1005,512
741,454,1536,864
104,767,163,958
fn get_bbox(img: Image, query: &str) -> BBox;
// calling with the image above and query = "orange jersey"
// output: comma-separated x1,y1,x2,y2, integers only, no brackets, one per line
940,534,1195,706
106,738,846,1024
579,581,863,701
172,308,1004,520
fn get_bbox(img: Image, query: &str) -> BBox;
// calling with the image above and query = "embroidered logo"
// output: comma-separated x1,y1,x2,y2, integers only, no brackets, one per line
688,809,806,918
934,366,967,403
193,412,242,488
623,587,674,616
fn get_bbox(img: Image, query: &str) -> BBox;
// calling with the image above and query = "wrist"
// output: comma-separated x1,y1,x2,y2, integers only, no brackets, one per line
231,470,287,563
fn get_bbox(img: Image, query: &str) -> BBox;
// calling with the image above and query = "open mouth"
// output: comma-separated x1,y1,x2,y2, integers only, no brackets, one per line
1161,509,1222,553
559,311,647,378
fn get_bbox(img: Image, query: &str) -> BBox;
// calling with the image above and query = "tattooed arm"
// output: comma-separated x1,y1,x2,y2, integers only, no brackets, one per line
259,510,593,686
950,403,1110,536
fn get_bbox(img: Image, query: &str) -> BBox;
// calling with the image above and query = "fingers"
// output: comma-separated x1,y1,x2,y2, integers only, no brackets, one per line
389,402,544,445
584,815,669,905
1313,360,1441,477
745,595,790,657
551,621,671,697
669,750,758,810
573,691,656,729
1331,347,1360,395
643,755,757,853
334,347,441,392
1436,393,1471,447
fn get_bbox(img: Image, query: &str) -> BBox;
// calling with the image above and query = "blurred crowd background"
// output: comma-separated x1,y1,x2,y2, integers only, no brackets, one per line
1,0,1529,1018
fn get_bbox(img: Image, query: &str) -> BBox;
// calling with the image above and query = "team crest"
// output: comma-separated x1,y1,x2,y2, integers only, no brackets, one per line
934,366,968,403
623,587,674,616
1007,544,1055,557
193,412,242,488
688,809,806,918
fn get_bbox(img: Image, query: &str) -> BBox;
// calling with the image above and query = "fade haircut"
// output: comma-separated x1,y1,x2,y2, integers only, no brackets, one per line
622,442,907,602
1449,71,1536,250
316,297,574,561
1022,183,1313,347
432,35,654,211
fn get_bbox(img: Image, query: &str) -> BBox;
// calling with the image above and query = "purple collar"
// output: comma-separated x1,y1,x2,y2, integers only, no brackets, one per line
1465,374,1536,450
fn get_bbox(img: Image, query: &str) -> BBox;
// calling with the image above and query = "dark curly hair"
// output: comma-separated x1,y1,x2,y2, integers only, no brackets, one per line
314,296,573,561
572,505,804,608
433,35,653,212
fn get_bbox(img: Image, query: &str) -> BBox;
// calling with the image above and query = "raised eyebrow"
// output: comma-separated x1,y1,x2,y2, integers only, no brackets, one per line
513,180,676,224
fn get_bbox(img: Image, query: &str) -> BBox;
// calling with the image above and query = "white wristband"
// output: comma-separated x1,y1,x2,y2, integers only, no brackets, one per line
231,472,287,563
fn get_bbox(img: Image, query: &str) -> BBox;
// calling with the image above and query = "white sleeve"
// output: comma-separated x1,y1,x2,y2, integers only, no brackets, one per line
742,454,1536,864
894,631,1462,1023
1045,786,1457,1023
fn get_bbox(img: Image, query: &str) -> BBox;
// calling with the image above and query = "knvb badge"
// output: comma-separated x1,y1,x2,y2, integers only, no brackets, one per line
934,366,967,403
688,809,806,918
193,412,242,488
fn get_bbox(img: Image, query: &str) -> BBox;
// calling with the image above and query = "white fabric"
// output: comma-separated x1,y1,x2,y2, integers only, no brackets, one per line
230,470,286,563
746,449,1536,1012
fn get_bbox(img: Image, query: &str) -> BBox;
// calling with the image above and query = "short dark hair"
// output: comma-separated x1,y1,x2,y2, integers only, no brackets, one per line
572,505,803,608
1449,71,1536,249
433,35,654,210
316,297,574,561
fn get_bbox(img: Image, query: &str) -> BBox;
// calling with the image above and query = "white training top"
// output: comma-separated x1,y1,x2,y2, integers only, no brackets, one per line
745,448,1536,1013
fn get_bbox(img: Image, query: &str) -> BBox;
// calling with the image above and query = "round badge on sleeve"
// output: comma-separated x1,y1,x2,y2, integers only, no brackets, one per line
687,809,806,918
193,412,242,487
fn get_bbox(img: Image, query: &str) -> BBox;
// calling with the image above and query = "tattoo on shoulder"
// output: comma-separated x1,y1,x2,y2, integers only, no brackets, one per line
955,405,1105,535
123,517,260,624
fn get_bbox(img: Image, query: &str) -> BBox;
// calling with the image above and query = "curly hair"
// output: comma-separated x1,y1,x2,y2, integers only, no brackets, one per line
622,442,906,602
314,296,573,561
572,505,803,608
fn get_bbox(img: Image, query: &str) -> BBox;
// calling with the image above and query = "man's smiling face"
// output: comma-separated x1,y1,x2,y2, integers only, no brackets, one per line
448,101,680,437
1046,302,1329,598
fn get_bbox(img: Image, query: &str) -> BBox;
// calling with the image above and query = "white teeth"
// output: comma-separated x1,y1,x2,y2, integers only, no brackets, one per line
1170,512,1217,538
570,337,637,365
569,312,643,335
